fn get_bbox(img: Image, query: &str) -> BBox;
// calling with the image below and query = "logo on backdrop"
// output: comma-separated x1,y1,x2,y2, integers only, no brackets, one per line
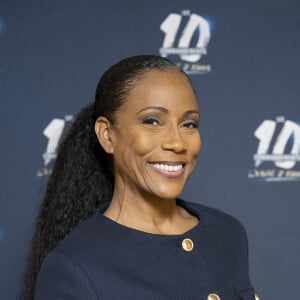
37,115,73,177
248,116,300,182
159,10,212,75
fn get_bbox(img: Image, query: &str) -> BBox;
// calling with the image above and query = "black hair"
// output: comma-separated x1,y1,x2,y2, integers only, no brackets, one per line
22,55,191,299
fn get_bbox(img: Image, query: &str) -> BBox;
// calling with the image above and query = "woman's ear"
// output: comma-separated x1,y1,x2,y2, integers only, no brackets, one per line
94,116,115,154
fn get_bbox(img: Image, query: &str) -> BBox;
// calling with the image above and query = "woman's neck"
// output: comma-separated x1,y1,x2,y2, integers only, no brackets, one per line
103,189,198,235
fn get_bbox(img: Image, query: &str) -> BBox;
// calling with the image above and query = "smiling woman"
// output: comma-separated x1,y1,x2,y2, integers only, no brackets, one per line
23,55,258,300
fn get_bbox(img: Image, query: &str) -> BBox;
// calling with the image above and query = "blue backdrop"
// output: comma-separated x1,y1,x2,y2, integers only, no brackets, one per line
1,0,299,299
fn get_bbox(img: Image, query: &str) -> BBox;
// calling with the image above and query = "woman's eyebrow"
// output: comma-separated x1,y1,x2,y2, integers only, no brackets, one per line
137,107,199,117
183,110,200,118
137,106,168,114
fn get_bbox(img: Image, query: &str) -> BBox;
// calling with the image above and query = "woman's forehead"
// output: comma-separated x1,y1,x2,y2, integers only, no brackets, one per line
117,70,198,114
128,70,195,99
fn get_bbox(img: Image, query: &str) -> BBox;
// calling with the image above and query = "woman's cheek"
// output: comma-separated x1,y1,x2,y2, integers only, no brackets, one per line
195,135,201,156
186,133,201,158
128,131,157,156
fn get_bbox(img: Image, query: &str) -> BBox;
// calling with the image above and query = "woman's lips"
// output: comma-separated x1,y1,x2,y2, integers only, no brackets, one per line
148,162,186,178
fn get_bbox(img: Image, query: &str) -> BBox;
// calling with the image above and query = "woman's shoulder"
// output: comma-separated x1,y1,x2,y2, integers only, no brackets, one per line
178,199,248,237
50,208,112,259
35,212,105,299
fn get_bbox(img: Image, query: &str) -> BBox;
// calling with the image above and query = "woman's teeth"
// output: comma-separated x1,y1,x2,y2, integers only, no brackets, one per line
151,164,183,172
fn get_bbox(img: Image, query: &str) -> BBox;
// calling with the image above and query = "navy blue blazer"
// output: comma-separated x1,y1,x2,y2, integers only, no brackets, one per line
35,200,256,299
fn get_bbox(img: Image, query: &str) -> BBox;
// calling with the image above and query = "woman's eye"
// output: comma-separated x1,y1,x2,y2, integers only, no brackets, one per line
142,117,161,126
182,121,199,129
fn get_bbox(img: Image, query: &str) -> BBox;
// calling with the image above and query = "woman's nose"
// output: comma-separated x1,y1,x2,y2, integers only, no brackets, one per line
161,125,186,153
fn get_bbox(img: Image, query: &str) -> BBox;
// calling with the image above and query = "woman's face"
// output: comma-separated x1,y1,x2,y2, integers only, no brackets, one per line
109,70,201,200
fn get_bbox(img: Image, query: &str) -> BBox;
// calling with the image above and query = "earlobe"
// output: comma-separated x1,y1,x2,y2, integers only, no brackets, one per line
94,117,114,154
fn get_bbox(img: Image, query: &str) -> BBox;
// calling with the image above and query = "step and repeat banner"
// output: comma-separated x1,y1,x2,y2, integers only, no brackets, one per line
1,0,299,299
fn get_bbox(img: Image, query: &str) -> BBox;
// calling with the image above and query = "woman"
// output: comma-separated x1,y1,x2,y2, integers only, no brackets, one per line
24,55,258,299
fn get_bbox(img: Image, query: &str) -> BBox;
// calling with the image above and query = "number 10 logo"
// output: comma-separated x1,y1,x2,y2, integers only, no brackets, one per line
254,119,300,169
42,116,73,166
159,11,211,63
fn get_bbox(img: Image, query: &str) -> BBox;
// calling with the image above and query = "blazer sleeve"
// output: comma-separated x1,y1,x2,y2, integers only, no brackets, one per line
34,249,98,300
234,222,257,299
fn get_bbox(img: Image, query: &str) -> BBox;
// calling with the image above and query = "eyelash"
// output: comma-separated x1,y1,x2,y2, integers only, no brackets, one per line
141,116,198,129
181,121,199,129
141,116,161,126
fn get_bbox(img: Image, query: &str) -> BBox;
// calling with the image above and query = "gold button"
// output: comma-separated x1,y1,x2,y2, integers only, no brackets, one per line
207,293,220,300
254,294,260,300
181,238,194,252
